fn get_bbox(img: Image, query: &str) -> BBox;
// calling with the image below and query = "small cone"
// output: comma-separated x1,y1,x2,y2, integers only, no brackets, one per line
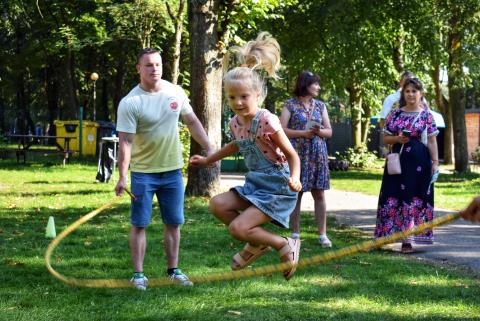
46,216,56,238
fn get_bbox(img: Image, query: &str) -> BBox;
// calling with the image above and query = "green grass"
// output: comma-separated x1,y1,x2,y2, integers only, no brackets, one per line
0,158,479,321
331,161,480,211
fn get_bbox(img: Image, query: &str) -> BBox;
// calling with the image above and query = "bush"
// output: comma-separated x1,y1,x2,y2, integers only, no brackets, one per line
336,144,379,169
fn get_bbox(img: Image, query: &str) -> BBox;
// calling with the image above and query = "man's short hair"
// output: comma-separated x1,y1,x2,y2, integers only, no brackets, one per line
400,70,414,81
137,48,161,63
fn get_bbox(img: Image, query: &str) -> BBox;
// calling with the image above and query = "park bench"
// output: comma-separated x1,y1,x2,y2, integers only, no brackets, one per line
3,135,76,166
0,147,75,165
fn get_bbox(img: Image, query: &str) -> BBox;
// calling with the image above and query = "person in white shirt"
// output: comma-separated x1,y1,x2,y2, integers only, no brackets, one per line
379,71,414,128
115,48,213,289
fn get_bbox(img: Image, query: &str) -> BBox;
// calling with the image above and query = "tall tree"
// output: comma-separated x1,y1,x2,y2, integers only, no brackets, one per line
185,0,225,196
185,0,297,196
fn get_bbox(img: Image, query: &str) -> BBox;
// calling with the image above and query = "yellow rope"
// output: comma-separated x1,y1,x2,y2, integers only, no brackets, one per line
45,195,460,288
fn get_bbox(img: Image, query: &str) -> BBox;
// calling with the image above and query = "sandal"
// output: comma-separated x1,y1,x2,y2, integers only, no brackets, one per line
231,243,271,270
401,242,413,254
279,237,301,280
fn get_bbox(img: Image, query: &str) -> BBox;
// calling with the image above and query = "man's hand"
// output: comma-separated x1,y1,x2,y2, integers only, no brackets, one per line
115,177,127,196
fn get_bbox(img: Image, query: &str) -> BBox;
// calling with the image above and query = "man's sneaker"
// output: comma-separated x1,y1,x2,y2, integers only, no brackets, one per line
168,269,193,286
130,275,148,290
318,235,332,248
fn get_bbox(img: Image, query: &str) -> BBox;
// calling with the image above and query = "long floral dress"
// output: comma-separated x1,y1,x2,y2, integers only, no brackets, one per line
374,108,439,244
285,98,330,191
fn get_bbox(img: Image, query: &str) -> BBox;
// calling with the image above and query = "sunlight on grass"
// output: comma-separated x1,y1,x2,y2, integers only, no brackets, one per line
0,159,479,320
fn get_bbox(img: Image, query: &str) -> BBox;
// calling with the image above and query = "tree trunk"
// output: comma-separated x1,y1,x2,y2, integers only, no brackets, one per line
447,25,469,173
449,83,468,172
45,59,60,130
185,0,223,196
0,87,4,134
361,103,371,144
392,32,405,73
14,27,32,135
169,0,186,85
347,75,362,148
431,64,454,164
113,42,127,122
64,47,78,116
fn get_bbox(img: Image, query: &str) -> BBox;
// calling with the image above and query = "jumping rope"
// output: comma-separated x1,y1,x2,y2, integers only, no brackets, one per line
45,189,461,288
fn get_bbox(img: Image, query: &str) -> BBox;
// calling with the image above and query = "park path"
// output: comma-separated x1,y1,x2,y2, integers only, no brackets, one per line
220,173,480,276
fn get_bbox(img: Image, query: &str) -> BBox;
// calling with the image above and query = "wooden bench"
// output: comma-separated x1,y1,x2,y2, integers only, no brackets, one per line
0,148,74,165
4,134,76,166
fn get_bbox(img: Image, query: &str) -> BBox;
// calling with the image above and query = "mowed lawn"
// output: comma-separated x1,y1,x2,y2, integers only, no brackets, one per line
0,160,479,321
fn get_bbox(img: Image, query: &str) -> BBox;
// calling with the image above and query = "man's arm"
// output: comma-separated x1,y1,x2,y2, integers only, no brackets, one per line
181,112,213,153
379,95,395,129
115,131,134,196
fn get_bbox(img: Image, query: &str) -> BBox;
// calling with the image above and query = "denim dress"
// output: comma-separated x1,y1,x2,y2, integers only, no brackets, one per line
231,111,298,228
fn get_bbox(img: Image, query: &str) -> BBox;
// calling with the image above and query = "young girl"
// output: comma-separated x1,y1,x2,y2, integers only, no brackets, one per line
189,32,302,280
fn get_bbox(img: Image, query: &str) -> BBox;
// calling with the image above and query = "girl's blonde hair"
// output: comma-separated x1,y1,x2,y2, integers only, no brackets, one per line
224,32,281,104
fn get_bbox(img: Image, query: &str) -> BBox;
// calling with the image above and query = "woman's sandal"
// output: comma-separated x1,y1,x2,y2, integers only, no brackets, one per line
231,243,271,270
401,242,414,254
279,237,301,280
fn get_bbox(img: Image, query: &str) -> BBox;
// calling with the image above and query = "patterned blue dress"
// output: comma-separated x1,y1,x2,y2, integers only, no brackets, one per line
374,109,439,244
285,98,330,191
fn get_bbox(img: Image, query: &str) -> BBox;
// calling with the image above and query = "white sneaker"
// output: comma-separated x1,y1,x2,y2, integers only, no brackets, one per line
318,235,332,248
130,275,148,290
168,269,193,286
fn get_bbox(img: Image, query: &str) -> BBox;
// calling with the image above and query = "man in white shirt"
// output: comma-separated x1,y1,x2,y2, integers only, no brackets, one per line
115,48,213,289
379,71,414,128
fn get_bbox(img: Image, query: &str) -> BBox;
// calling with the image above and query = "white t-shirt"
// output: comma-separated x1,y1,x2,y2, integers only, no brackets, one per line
380,89,401,119
116,80,193,173
380,89,429,120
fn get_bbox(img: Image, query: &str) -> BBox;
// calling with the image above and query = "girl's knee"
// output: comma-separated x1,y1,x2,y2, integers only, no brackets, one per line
228,220,245,239
209,195,226,214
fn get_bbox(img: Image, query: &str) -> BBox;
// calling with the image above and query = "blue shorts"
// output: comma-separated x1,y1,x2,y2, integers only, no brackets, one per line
130,170,184,227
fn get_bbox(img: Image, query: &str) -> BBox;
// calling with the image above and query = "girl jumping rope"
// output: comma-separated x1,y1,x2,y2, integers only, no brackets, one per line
189,32,302,280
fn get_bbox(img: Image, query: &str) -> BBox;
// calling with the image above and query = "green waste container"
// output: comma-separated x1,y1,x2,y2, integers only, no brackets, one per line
54,120,99,156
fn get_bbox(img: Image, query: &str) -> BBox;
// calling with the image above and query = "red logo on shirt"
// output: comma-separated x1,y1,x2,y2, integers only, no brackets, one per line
170,101,178,110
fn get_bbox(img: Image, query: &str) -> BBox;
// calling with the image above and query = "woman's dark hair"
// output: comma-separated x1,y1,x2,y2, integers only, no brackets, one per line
399,78,424,107
293,71,320,97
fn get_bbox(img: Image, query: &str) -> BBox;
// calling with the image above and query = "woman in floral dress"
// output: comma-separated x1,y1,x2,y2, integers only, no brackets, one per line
280,71,333,247
374,78,439,253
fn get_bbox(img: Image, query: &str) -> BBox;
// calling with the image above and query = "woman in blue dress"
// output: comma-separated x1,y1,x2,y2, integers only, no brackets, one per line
280,71,333,247
374,78,439,253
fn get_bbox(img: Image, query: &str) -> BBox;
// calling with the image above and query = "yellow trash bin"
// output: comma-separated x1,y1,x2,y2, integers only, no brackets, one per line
54,120,99,156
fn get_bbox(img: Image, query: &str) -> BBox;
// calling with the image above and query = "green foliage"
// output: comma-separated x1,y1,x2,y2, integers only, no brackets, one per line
179,123,190,174
336,144,379,169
